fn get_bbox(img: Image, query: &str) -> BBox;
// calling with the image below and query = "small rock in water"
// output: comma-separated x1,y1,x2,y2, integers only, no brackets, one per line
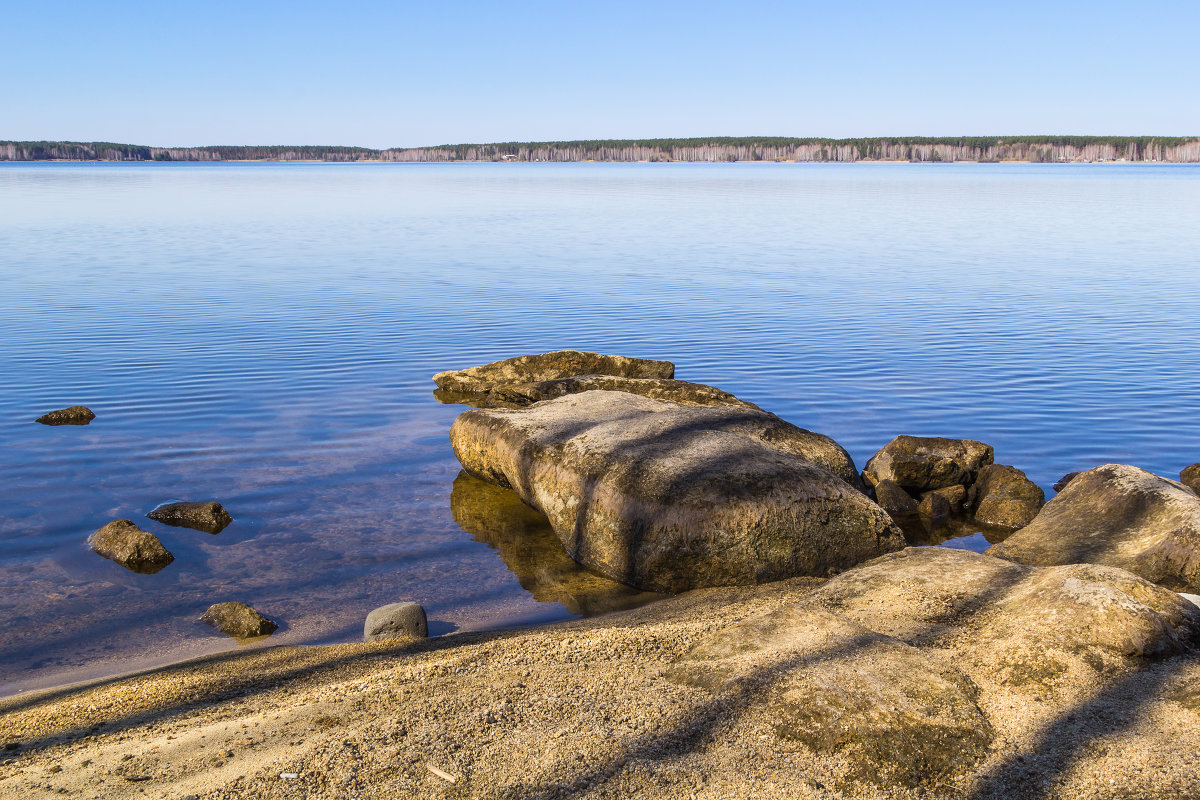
200,602,278,639
35,406,95,426
1182,463,1200,495
147,501,233,534
873,480,918,517
917,491,951,520
364,602,428,642
1053,471,1082,493
87,520,174,574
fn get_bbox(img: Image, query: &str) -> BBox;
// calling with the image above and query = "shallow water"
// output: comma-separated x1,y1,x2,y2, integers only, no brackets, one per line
2,161,1199,694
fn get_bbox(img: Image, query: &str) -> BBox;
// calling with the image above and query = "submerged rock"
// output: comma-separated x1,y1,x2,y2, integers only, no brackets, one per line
87,520,174,574
200,602,277,639
971,464,1044,529
450,390,901,593
363,602,428,642
147,501,233,534
1182,463,1200,495
485,375,758,410
451,471,664,616
35,406,95,426
862,435,993,494
433,350,674,394
987,464,1200,592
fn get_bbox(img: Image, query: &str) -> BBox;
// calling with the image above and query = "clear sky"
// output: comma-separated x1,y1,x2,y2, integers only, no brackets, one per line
2,0,1196,148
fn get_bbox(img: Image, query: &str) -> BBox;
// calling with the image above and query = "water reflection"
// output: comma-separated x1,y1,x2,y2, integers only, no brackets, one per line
895,513,1014,552
450,471,666,616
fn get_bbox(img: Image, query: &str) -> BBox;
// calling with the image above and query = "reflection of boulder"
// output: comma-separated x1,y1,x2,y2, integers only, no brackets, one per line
450,471,664,616
434,350,674,393
451,391,897,592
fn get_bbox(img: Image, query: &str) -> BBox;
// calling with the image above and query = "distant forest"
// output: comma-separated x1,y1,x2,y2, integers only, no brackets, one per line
3,136,1198,163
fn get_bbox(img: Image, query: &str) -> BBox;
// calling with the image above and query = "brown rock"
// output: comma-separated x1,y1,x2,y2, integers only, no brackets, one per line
873,480,918,517
87,520,174,574
987,464,1200,592
917,491,951,520
924,484,967,514
199,602,277,639
485,375,758,410
862,435,994,493
450,390,901,593
35,406,95,426
1053,471,1082,493
1182,463,1200,495
972,464,1045,529
432,351,674,393
147,501,233,534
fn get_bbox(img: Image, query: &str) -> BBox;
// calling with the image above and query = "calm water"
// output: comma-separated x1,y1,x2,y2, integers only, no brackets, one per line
2,162,1199,694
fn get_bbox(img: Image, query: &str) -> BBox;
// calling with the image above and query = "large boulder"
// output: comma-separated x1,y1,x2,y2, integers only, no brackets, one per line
364,602,428,642
35,405,95,426
986,464,1200,592
87,520,174,574
450,471,664,616
971,464,1044,529
1182,463,1200,495
147,501,233,534
665,607,993,787
449,391,902,593
862,435,993,493
485,375,757,410
433,351,674,394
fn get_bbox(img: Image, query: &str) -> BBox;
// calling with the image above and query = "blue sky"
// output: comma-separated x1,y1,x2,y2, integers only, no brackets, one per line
2,0,1196,147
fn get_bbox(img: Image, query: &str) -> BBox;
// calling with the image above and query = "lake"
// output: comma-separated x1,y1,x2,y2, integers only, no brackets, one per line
2,161,1198,694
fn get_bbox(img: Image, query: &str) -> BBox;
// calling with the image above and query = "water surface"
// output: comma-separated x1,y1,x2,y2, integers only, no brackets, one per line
2,162,1199,694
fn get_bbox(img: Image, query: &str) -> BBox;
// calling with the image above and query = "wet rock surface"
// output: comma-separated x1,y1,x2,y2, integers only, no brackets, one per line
146,501,233,534
971,464,1045,529
35,406,95,426
987,464,1200,592
450,390,901,593
484,375,758,410
451,471,664,616
199,601,278,639
862,435,994,494
433,350,674,394
363,602,428,642
87,520,174,574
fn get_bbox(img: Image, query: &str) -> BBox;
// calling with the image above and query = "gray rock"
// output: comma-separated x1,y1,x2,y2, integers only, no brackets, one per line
484,375,759,410
433,350,674,394
1182,593,1200,609
87,520,174,574
1053,471,1082,493
987,464,1200,592
873,479,918,518
364,602,428,642
1182,463,1200,495
147,501,233,534
199,602,277,639
971,464,1045,529
450,390,901,593
862,435,994,494
35,406,95,426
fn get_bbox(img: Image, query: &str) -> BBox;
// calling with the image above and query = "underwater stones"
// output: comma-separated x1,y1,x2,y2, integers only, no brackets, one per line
35,406,95,426
147,501,233,534
449,390,901,593
971,464,1045,529
665,606,994,787
861,435,994,494
987,464,1200,592
200,602,277,639
433,350,674,394
87,520,174,574
1182,463,1200,495
485,375,758,410
363,602,428,642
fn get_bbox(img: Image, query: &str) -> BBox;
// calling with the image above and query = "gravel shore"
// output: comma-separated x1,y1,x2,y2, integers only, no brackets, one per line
2,575,1197,800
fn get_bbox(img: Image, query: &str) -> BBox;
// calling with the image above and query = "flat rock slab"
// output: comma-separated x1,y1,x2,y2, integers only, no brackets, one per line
450,390,901,593
87,519,174,574
147,501,233,534
485,375,758,410
35,406,95,426
433,350,674,394
862,435,993,493
363,602,428,642
200,602,277,639
987,463,1200,592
